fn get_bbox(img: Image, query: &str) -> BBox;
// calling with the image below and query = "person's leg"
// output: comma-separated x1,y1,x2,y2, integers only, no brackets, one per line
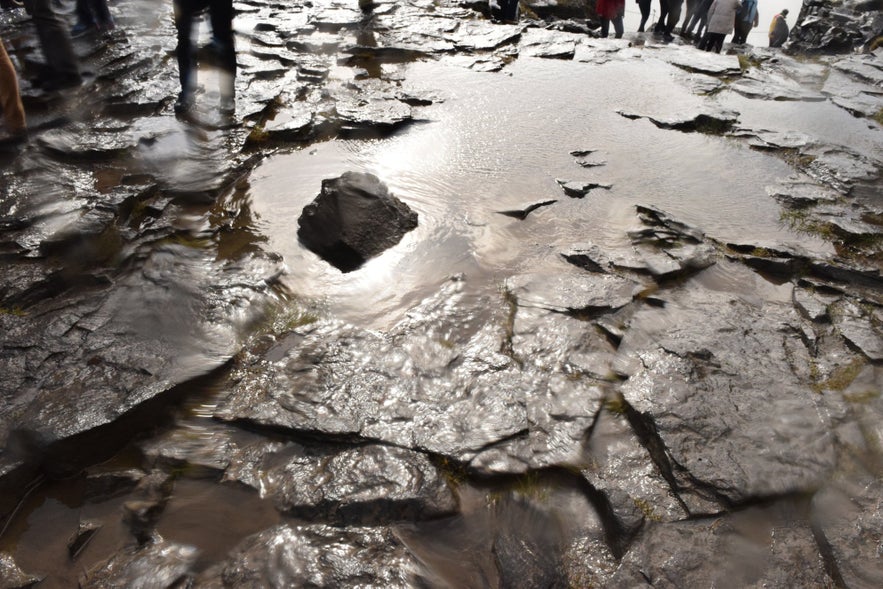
208,0,235,109
87,0,114,28
654,0,670,33
0,40,26,134
637,0,651,31
613,16,624,38
664,0,683,35
713,32,724,52
24,0,81,86
600,18,609,38
173,0,197,109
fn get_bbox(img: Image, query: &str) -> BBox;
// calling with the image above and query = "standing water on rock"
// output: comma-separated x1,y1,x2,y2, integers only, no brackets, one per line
1,0,882,587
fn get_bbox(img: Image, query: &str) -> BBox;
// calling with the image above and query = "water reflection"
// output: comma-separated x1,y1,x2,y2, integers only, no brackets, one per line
244,57,833,328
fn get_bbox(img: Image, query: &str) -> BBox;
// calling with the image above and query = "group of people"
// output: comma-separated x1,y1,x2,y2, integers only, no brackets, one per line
2,0,794,140
1,0,238,141
593,0,791,54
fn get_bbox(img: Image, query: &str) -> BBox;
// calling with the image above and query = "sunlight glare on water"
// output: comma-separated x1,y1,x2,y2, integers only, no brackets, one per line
244,51,833,327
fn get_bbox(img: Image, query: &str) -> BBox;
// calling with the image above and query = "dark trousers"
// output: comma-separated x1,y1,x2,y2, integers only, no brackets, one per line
490,0,519,22
661,0,683,34
637,0,651,31
600,17,624,38
75,0,113,26
174,0,235,97
23,0,80,79
699,31,725,52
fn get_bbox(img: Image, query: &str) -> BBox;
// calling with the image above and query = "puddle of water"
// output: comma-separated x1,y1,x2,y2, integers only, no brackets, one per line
243,57,833,328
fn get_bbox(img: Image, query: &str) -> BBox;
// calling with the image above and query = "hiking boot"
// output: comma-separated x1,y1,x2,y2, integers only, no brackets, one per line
174,92,193,114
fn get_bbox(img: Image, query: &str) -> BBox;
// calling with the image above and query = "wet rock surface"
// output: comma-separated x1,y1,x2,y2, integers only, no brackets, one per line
0,0,881,587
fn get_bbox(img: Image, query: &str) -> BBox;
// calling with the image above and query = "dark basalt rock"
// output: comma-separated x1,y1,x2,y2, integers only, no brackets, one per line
617,288,836,506
788,0,883,53
0,553,41,589
497,198,557,219
80,539,197,589
297,171,418,272
609,515,835,587
195,524,424,588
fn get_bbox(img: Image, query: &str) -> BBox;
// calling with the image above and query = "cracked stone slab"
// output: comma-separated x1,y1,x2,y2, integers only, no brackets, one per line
80,540,197,589
505,271,641,315
215,278,533,467
617,288,836,505
230,442,458,522
195,523,424,588
609,514,835,587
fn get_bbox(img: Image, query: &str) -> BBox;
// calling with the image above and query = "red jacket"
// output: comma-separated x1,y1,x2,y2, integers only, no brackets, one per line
596,0,625,20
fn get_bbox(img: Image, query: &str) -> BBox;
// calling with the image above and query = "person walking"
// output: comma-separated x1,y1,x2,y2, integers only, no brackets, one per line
731,0,758,44
681,0,714,40
173,0,236,114
22,0,82,91
70,0,116,38
698,0,741,52
597,0,625,38
768,8,789,47
0,37,26,140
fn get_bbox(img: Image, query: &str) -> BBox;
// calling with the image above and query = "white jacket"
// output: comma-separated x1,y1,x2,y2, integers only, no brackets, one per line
706,0,742,35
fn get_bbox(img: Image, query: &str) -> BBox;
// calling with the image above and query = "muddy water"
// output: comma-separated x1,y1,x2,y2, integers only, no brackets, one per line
245,56,831,328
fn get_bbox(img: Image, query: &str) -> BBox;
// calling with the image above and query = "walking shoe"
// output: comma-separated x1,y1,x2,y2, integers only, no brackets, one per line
174,92,193,114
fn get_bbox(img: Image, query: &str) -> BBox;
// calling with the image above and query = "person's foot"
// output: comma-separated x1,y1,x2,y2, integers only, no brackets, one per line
219,95,235,115
98,18,116,33
70,21,97,38
663,33,675,43
174,92,193,114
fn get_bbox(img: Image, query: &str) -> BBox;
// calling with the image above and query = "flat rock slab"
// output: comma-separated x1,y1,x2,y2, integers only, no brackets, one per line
196,524,423,588
654,47,742,76
226,442,458,522
609,516,835,587
617,288,836,505
215,279,533,467
0,553,41,589
813,474,883,588
505,272,641,315
81,540,198,589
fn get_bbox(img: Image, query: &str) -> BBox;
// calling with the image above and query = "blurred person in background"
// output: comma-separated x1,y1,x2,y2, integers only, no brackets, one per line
768,8,789,47
0,37,26,140
22,0,82,91
173,0,236,114
597,0,625,38
70,0,116,38
732,0,758,44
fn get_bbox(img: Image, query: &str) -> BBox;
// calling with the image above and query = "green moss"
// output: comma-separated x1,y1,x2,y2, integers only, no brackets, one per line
433,456,469,489
514,471,550,502
843,389,880,404
873,109,883,126
821,358,866,392
263,304,320,334
603,393,628,415
246,124,270,144
0,306,26,317
161,234,213,249
633,497,664,523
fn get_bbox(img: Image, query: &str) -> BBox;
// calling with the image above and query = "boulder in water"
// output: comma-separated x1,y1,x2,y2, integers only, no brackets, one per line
297,172,418,272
